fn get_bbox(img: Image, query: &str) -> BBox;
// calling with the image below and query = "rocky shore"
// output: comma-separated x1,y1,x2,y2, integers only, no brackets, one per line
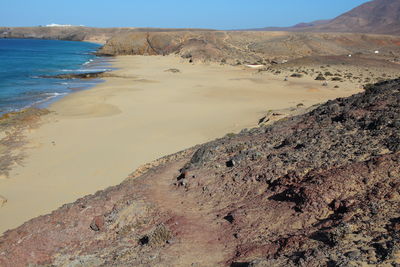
41,71,108,79
0,79,398,266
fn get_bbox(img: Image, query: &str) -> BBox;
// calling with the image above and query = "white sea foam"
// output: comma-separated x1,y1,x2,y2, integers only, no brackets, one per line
83,59,94,65
16,92,68,111
33,92,67,106
43,92,67,97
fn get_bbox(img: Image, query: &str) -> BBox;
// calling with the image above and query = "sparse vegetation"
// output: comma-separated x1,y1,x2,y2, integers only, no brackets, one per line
315,73,326,80
164,68,181,73
225,133,236,138
149,224,172,246
290,73,303,78
138,224,172,247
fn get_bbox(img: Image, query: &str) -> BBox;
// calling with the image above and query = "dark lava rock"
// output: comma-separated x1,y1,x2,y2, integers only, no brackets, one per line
315,73,326,80
290,73,303,78
90,216,105,232
139,236,149,246
226,159,236,168
41,71,107,79
189,143,216,167
258,116,267,125
224,214,235,224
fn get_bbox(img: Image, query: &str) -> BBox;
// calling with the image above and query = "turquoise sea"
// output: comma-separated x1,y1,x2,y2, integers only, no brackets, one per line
0,39,109,114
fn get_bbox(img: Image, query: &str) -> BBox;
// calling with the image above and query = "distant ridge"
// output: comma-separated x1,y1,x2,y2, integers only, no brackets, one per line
0,26,215,44
253,20,331,32
252,0,400,35
291,20,331,28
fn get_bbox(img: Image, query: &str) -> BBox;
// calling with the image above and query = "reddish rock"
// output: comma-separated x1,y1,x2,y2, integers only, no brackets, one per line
90,216,105,232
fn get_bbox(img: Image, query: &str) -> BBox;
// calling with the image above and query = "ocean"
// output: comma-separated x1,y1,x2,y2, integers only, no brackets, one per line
0,38,109,114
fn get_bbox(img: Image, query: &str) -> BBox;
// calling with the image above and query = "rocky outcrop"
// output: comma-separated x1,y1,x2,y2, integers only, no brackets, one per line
41,71,108,79
0,78,399,266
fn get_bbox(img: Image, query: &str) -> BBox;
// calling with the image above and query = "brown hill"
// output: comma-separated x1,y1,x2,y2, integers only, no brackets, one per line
313,0,400,35
257,0,400,35
0,78,399,266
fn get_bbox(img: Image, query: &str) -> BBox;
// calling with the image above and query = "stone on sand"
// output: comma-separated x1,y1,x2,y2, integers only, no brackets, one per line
0,195,7,207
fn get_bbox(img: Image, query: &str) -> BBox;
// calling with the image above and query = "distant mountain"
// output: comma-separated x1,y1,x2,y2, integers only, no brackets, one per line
254,19,331,32
254,0,400,35
315,0,400,34
291,20,331,28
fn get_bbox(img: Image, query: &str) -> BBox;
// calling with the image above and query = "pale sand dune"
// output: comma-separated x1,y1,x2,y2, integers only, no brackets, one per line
0,55,362,234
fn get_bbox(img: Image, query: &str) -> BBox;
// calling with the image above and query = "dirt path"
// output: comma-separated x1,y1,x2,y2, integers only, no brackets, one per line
142,160,234,266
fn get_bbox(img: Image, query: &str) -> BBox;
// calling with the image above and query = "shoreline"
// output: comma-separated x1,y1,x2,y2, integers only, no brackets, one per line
0,38,107,115
0,55,363,234
32,56,114,111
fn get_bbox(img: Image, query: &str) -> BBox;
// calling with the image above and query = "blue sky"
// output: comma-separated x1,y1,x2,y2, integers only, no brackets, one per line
1,0,371,29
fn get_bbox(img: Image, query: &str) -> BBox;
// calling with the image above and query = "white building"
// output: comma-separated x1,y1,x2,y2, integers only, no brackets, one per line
45,24,84,27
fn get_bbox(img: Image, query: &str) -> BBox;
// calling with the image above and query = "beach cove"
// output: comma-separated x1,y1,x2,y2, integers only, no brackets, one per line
0,55,362,234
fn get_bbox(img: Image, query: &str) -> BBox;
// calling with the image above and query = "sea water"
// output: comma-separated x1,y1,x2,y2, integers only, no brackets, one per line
0,39,109,114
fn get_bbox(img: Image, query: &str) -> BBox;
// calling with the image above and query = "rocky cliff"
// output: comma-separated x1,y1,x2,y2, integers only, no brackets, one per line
0,79,399,267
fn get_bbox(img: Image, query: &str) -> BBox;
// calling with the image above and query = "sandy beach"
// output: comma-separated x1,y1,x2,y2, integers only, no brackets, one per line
0,55,363,234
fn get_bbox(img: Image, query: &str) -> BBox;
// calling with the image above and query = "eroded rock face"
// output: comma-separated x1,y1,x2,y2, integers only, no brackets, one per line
0,79,399,267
